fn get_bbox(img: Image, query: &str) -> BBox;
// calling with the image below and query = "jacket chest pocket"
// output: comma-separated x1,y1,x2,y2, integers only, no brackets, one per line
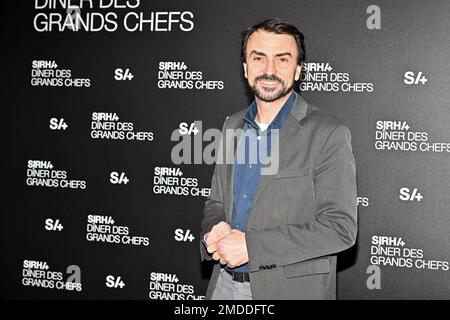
272,167,316,224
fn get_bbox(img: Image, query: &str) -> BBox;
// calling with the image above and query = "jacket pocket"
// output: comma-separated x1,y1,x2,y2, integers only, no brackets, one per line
283,257,330,278
272,167,315,224
273,167,310,179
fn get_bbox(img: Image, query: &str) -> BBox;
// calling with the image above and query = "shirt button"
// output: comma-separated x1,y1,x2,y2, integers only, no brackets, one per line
257,136,262,140
249,164,252,168
243,194,247,198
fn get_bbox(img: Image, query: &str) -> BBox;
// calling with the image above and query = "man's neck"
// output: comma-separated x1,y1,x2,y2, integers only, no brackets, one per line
254,91,292,124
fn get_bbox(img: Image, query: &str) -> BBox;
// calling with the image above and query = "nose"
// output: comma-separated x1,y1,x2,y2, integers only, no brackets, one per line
264,58,276,75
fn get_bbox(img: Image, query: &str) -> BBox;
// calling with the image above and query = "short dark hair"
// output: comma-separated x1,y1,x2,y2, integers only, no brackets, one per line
241,18,306,66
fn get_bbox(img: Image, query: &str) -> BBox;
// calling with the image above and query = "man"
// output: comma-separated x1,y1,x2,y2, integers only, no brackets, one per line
200,18,357,300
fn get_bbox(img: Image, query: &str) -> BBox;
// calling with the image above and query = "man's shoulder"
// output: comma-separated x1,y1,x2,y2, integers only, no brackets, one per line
304,104,350,135
306,105,343,127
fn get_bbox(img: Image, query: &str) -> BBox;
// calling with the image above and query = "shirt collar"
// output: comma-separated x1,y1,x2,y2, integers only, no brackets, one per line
243,91,296,130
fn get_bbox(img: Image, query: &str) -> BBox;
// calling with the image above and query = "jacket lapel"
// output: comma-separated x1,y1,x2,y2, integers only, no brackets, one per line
248,120,290,217
224,92,309,222
249,93,309,217
225,117,246,222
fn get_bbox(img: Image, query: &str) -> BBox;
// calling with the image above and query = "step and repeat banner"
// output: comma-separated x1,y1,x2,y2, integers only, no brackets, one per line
2,0,450,300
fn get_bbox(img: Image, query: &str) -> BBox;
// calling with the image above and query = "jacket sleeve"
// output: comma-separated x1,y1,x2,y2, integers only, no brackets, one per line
199,118,229,261
245,125,358,271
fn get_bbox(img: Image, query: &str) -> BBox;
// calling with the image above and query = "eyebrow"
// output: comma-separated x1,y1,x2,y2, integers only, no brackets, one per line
250,50,292,57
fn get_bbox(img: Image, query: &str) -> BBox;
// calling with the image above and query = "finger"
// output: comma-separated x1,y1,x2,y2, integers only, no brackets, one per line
217,230,228,239
225,226,232,233
212,252,221,261
218,222,231,233
205,236,217,247
219,258,227,265
207,243,218,253
219,221,230,228
221,227,233,237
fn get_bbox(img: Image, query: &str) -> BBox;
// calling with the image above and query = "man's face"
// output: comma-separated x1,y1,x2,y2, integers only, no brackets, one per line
243,30,302,102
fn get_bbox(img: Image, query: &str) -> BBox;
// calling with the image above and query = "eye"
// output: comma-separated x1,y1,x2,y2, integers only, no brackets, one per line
253,56,262,62
279,57,289,63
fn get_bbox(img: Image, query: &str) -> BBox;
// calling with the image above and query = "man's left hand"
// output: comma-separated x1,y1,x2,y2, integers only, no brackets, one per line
215,229,249,268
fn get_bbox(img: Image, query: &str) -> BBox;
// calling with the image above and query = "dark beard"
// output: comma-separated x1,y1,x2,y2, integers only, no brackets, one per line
250,74,293,102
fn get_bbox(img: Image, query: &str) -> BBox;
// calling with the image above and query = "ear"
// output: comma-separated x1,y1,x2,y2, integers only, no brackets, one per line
294,63,302,81
243,62,248,79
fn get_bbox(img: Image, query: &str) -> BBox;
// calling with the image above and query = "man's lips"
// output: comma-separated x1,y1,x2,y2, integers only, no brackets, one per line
258,80,280,87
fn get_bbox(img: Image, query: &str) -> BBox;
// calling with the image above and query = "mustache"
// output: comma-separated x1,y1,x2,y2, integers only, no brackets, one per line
254,74,284,84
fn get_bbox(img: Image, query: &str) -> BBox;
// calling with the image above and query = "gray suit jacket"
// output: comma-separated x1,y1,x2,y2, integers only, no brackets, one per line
200,92,357,300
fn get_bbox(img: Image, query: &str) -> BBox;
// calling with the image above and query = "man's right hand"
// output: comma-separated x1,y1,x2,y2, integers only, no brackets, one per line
205,221,231,260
